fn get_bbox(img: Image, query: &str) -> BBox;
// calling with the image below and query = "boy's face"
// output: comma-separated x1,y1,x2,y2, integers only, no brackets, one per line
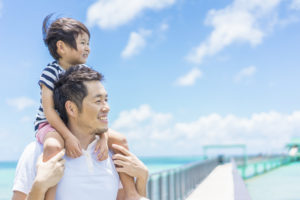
64,32,90,65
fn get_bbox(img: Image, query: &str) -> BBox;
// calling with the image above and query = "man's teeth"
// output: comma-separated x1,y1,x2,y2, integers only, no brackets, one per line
99,116,107,120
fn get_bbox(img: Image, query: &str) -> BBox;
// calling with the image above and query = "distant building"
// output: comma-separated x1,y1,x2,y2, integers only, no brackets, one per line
286,138,300,159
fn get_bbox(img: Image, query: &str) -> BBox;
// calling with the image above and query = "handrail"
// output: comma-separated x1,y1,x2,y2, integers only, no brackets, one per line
146,158,220,200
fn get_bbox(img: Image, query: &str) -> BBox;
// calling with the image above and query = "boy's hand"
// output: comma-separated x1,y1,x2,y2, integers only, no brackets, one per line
94,134,108,161
65,134,82,158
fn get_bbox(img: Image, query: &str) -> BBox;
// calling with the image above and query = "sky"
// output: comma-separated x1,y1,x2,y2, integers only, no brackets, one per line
0,0,300,160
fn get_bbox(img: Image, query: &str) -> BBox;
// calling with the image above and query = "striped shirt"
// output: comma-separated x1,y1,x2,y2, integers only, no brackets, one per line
34,61,65,131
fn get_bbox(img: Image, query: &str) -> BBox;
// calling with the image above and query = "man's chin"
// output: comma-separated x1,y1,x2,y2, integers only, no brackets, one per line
94,127,108,135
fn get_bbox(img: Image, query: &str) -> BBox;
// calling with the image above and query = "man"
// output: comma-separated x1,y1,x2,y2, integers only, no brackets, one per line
12,66,148,200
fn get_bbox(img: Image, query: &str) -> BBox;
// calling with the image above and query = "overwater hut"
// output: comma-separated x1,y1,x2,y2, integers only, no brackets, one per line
286,138,300,159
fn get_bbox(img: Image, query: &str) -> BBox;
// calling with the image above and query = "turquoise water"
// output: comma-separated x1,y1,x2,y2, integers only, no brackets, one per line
0,156,203,200
245,162,300,200
0,168,15,200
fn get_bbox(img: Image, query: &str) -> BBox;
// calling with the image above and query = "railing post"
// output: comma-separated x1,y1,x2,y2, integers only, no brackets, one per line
167,173,171,200
147,177,152,200
159,175,163,200
178,169,182,200
173,170,177,200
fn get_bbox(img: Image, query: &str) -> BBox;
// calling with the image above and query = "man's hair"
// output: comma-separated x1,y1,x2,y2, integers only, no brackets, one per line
53,65,103,124
42,14,90,60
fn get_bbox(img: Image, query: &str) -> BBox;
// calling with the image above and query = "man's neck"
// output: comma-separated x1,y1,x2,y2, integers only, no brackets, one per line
68,124,95,150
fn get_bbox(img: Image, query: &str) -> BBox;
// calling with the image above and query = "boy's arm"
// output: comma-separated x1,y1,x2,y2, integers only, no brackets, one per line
41,84,82,157
94,131,109,161
107,129,129,150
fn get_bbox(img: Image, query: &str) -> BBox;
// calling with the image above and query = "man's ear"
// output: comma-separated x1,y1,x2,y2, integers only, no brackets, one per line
65,100,78,117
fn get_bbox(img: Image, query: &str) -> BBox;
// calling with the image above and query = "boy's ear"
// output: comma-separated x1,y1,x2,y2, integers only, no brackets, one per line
65,100,78,117
56,40,65,55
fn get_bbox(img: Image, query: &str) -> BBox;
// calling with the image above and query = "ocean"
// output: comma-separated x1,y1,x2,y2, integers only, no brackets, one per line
0,156,204,200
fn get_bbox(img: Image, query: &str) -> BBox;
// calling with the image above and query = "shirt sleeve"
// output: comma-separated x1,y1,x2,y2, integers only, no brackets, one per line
12,142,42,194
38,66,58,91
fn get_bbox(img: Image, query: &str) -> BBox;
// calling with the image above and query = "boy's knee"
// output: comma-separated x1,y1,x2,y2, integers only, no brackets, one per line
43,139,64,161
119,136,129,150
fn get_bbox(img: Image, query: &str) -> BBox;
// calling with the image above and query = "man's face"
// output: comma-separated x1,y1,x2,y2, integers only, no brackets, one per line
77,80,110,135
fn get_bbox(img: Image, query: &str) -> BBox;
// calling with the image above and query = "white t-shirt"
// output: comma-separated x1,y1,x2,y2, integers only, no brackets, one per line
13,137,121,200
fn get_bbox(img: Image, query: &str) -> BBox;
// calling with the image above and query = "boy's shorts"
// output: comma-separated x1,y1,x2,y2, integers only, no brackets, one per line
36,122,56,144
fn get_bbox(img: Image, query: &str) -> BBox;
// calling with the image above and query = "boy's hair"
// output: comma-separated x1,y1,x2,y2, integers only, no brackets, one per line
53,65,103,124
42,14,90,60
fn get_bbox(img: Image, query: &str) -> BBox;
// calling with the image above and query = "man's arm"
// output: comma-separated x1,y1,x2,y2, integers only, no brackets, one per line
12,150,65,200
112,144,149,197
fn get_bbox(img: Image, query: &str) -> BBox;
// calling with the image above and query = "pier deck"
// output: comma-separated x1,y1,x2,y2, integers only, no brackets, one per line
186,162,251,200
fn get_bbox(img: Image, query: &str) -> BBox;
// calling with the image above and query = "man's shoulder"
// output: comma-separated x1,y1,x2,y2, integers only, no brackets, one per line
19,141,43,163
13,141,42,194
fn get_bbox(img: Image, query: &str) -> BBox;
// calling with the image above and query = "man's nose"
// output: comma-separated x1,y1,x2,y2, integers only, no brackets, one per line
102,103,110,113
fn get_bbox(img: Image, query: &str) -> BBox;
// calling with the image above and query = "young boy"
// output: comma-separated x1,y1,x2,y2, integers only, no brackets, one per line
36,14,145,200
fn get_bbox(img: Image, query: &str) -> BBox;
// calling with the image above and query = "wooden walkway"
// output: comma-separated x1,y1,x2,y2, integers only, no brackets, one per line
186,161,251,200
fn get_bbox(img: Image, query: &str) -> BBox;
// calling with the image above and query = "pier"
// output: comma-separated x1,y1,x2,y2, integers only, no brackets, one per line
146,142,300,200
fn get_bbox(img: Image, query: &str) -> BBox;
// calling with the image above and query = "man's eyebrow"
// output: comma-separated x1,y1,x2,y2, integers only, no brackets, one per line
93,94,108,98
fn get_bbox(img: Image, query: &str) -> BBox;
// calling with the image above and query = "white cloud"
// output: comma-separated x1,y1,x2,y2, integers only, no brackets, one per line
277,15,300,27
159,23,169,32
186,0,282,64
86,0,175,29
290,0,300,10
6,97,36,111
234,66,256,82
112,105,300,156
175,68,202,86
112,104,172,130
121,29,152,59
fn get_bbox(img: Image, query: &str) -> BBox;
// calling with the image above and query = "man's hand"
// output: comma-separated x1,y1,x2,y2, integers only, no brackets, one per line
35,149,66,190
112,144,148,180
65,134,82,158
94,134,109,161
112,144,149,197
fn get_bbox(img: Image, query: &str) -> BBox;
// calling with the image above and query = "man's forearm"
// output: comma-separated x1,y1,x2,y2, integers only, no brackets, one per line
136,174,148,197
26,181,47,200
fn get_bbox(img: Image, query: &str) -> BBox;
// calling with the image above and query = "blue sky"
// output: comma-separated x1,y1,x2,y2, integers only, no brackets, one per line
1,0,300,160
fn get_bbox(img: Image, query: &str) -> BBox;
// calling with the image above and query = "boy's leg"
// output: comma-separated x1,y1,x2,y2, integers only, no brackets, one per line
108,129,142,200
42,131,65,200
